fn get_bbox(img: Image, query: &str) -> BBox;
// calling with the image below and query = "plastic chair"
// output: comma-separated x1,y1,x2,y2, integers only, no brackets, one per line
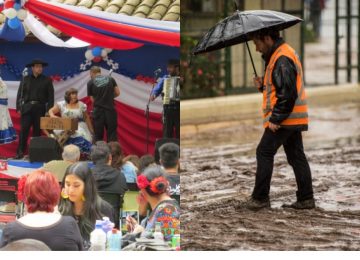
119,191,140,233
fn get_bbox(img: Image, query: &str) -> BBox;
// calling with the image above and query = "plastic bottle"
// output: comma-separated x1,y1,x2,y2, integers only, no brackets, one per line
90,220,107,251
153,222,164,241
172,234,180,250
107,228,122,251
102,217,114,234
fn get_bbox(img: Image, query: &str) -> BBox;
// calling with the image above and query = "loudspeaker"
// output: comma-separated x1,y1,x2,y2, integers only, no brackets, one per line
29,137,62,163
154,138,180,164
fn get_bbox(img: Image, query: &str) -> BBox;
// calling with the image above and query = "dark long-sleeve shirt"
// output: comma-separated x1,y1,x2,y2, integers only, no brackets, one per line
16,73,54,112
92,164,128,195
0,216,83,251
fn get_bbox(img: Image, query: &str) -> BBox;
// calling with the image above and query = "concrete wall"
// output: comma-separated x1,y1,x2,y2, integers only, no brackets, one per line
181,84,360,126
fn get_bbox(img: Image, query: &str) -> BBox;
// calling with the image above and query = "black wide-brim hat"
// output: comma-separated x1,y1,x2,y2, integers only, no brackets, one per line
26,59,49,67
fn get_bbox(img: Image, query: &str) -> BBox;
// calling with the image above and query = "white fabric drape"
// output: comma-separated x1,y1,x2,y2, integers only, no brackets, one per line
23,13,90,48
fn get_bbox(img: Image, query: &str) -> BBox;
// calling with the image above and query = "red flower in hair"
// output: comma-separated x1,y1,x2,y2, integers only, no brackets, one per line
137,175,150,190
17,174,28,202
149,176,168,194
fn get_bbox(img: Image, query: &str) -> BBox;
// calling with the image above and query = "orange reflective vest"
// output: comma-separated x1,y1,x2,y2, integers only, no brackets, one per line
262,43,308,128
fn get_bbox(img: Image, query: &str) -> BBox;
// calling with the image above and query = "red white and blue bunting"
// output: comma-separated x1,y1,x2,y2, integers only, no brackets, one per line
1,0,180,49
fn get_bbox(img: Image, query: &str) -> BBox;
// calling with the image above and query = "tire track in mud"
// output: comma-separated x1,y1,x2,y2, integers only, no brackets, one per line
181,141,360,250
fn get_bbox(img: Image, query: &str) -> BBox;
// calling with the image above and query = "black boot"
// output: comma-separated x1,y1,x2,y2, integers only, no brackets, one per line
282,198,315,209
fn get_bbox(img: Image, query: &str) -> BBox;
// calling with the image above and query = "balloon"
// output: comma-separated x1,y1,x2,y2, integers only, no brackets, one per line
17,9,27,20
13,3,21,10
104,48,112,53
85,50,94,60
92,47,102,57
4,1,15,9
4,8,17,19
93,56,102,63
7,17,21,29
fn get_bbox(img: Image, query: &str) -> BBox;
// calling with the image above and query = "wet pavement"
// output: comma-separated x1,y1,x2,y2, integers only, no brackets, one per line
181,102,360,250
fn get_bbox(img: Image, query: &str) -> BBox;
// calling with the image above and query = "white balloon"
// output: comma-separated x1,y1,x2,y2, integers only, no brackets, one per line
4,8,17,19
101,49,108,58
85,50,94,60
17,9,28,20
104,48,112,54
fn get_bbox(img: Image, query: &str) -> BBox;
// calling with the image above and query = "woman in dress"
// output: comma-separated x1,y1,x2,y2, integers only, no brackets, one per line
126,166,180,242
0,77,17,145
0,169,83,251
48,88,94,155
58,162,114,250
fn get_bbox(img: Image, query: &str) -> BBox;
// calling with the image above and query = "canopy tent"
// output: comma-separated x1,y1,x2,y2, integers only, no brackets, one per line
0,0,180,157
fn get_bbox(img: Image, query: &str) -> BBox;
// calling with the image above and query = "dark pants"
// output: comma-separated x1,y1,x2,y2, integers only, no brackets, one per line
163,103,180,139
93,107,118,142
17,104,46,155
252,128,314,202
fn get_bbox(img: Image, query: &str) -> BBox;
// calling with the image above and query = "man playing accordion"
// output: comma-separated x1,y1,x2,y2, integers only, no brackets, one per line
150,59,180,139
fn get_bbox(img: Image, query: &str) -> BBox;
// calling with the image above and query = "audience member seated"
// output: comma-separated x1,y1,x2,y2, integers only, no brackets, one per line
108,142,138,191
108,141,124,169
0,170,83,251
42,144,80,182
0,239,50,251
123,154,140,183
90,141,127,228
138,143,180,219
159,143,180,205
139,154,156,173
48,88,94,155
126,166,180,242
59,162,114,250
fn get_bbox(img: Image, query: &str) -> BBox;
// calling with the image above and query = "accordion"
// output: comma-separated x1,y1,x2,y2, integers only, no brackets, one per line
163,76,180,105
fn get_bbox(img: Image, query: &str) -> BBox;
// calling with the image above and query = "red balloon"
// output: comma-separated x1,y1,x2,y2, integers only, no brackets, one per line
93,56,102,63
4,0,15,9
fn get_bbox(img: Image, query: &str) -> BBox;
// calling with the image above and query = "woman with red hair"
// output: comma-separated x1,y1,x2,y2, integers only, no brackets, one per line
126,166,180,242
0,170,83,251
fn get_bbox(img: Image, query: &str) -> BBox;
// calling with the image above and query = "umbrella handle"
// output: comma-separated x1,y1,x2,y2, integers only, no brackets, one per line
245,41,258,78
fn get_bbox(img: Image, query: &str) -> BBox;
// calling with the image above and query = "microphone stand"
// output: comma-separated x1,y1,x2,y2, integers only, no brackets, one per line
145,71,159,154
19,69,27,114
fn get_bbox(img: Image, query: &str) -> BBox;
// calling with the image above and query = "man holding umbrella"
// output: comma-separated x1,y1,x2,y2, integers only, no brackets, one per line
15,59,54,159
192,10,315,210
244,29,315,210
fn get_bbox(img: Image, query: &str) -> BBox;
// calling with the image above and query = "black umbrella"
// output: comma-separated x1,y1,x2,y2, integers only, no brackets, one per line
192,10,303,77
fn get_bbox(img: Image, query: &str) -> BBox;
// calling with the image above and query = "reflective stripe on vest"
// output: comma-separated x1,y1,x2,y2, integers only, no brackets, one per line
262,43,308,128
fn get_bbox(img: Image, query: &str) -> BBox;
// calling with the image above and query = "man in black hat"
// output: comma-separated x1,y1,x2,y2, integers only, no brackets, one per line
150,59,180,139
15,59,54,159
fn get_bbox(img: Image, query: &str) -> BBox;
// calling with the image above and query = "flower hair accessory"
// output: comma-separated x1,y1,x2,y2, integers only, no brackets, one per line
17,174,28,202
149,176,168,194
137,175,150,189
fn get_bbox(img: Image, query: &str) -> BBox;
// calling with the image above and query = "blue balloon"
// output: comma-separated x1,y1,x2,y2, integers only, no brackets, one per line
7,17,21,29
92,47,102,57
14,3,22,11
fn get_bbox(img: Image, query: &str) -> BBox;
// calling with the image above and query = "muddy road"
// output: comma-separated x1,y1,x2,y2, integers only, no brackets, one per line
181,103,360,250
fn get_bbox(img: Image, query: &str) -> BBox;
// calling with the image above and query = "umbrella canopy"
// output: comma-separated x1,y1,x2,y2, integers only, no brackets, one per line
192,10,303,55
